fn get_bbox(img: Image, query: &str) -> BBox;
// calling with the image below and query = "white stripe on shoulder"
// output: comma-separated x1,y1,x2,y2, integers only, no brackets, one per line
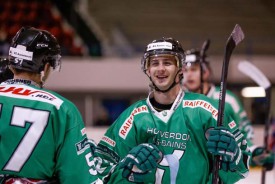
212,89,240,114
224,94,240,113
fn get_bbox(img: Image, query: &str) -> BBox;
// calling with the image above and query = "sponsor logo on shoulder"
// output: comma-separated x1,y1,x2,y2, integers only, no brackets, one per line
75,137,90,155
119,105,148,139
228,121,237,129
102,136,116,147
0,85,63,109
81,128,86,136
183,100,218,120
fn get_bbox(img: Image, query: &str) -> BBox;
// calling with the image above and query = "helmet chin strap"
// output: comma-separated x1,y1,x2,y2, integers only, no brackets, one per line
148,69,182,93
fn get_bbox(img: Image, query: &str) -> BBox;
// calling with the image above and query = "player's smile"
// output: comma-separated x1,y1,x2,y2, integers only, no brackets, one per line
156,74,168,82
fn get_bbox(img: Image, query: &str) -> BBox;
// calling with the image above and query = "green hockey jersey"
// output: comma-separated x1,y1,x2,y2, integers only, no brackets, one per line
95,89,250,184
206,85,254,147
0,81,99,184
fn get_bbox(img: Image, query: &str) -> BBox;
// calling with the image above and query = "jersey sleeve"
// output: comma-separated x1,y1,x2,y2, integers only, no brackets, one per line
218,112,251,183
55,103,99,184
201,95,251,183
238,105,254,147
95,118,134,183
226,90,254,147
94,104,147,183
95,127,133,183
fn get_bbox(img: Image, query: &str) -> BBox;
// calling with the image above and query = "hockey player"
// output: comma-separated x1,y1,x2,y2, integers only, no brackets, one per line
0,58,13,83
94,37,251,183
0,27,100,184
182,41,274,171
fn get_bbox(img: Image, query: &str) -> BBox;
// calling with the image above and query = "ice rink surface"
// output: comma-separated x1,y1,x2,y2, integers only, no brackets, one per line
236,168,274,184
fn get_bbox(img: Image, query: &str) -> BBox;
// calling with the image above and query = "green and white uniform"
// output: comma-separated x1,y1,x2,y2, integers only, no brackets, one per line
0,80,99,184
206,85,254,147
95,89,250,184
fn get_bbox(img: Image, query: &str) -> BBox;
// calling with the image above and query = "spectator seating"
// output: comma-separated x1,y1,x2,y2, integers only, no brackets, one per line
0,0,84,56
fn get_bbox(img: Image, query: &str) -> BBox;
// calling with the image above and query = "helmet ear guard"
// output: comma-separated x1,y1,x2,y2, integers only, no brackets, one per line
9,26,61,73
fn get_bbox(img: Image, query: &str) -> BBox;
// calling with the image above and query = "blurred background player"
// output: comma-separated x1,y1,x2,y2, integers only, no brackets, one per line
94,37,250,183
0,27,100,184
182,40,274,171
0,58,13,83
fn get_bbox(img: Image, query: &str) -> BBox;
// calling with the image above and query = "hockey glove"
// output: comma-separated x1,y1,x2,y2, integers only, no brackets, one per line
207,127,242,171
251,147,274,171
119,143,162,183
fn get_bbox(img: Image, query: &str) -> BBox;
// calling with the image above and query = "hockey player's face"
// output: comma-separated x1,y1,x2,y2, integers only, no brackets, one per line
147,55,180,90
182,63,201,92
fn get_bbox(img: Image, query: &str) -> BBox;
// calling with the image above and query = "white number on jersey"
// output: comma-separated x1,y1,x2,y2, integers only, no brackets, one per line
156,150,184,184
3,106,50,172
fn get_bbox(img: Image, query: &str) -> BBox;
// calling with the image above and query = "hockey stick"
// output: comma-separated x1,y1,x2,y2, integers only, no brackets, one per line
238,61,271,184
212,24,245,184
199,39,210,94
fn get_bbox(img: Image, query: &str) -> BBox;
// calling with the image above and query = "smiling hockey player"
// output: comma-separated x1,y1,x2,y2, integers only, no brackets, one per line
95,37,251,183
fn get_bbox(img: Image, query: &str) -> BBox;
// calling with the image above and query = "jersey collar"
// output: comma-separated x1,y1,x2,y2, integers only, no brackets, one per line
2,79,40,88
146,88,185,123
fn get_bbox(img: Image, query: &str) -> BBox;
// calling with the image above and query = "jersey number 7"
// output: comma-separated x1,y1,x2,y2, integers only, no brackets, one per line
1,105,49,172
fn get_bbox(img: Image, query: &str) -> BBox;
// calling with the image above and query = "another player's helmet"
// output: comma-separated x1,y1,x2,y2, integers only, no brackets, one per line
9,26,61,73
0,58,13,83
141,37,185,73
184,39,210,68
183,40,211,94
185,49,201,63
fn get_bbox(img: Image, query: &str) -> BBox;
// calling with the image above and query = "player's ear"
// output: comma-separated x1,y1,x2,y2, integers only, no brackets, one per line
44,63,51,75
41,63,51,82
146,68,151,77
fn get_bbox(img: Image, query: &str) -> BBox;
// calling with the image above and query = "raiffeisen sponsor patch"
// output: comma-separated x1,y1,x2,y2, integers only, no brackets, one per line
182,100,218,120
119,105,148,139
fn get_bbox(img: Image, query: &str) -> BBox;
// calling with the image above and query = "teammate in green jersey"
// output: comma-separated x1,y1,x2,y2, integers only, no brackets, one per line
182,41,274,171
0,58,13,83
0,27,100,184
94,37,251,183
